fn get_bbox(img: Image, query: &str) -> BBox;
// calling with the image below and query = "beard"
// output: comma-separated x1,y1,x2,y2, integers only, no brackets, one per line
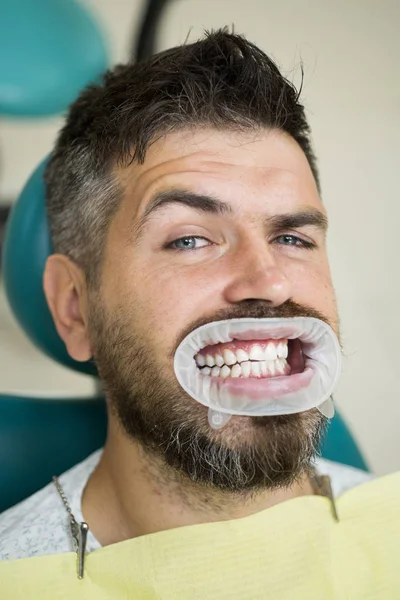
88,298,333,494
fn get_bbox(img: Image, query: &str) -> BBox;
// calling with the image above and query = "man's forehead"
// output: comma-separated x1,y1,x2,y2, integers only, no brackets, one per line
118,128,311,180
115,128,323,217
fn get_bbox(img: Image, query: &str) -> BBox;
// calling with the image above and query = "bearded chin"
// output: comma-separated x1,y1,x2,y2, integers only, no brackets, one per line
92,340,326,493
89,299,328,494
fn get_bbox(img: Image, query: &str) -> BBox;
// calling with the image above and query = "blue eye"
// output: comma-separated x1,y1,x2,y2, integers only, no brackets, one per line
274,234,316,249
167,236,210,251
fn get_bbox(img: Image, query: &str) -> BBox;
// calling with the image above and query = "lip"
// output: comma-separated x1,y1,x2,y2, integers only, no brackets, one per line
208,367,314,400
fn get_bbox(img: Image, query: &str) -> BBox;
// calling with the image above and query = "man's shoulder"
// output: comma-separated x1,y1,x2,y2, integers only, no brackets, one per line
0,479,72,561
314,457,373,498
0,450,102,561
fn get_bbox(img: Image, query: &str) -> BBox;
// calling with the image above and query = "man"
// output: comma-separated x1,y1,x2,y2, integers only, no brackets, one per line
0,29,371,562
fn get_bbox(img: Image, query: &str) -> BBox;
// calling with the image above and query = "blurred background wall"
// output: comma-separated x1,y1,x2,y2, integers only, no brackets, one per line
0,0,398,476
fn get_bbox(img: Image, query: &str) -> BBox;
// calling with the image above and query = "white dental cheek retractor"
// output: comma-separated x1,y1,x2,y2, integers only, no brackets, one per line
173,317,341,430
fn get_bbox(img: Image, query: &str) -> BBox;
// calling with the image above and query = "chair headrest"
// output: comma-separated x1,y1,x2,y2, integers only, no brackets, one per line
0,0,108,117
2,160,97,376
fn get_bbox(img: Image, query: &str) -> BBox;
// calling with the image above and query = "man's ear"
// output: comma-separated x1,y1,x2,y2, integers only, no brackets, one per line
43,254,93,362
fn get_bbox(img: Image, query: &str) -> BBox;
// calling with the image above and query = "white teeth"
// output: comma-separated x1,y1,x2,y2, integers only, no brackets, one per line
215,354,224,367
195,353,206,367
197,340,288,370
241,361,251,378
251,362,261,377
277,342,288,359
260,361,268,376
223,349,237,366
206,354,216,367
275,358,286,375
249,344,265,361
267,360,276,376
200,357,289,379
265,342,278,361
220,365,231,378
236,349,249,363
231,364,242,378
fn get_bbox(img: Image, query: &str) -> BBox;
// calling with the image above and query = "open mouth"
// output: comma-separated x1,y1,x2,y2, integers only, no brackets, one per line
194,338,305,380
173,318,341,416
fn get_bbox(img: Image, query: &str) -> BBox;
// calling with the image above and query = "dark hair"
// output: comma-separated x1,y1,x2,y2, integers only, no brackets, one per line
45,28,319,286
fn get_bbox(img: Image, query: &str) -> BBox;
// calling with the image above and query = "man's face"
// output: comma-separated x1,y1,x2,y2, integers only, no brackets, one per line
87,128,338,492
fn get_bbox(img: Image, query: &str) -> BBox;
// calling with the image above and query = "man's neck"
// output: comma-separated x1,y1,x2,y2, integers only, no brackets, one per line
81,431,315,547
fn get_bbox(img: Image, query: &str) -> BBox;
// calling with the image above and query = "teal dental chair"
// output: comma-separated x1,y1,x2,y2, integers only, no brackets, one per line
0,0,108,117
0,162,369,514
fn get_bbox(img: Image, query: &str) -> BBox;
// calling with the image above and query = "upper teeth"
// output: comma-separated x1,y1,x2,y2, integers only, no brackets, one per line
195,341,288,368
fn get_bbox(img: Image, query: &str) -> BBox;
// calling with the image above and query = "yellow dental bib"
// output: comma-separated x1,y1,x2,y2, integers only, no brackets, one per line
1,472,399,599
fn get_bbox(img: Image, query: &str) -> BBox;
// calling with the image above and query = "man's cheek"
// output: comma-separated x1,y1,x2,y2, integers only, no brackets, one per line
291,264,334,301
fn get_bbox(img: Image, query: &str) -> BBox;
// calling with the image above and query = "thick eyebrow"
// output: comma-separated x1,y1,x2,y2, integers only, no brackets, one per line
133,189,232,240
132,188,328,242
268,209,328,233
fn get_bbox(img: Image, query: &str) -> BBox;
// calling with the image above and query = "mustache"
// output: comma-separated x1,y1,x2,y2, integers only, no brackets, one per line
173,299,333,352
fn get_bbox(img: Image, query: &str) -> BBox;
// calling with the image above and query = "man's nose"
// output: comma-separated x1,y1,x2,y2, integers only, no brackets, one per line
222,242,292,307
